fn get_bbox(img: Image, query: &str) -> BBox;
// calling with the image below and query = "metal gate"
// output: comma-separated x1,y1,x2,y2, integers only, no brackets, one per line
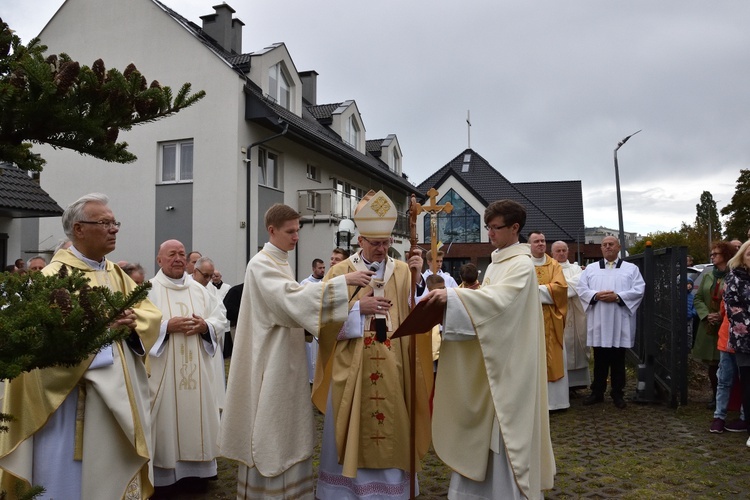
627,245,689,407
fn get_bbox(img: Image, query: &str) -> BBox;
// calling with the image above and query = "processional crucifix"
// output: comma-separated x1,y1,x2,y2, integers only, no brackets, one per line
405,187,452,499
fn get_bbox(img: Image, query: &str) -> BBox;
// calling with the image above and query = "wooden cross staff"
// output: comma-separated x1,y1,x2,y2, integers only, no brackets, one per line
422,188,453,274
406,188,451,499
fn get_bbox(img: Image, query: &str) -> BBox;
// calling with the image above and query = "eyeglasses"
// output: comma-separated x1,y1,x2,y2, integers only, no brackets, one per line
484,224,509,232
361,236,392,249
78,220,121,229
710,253,720,257
194,268,212,279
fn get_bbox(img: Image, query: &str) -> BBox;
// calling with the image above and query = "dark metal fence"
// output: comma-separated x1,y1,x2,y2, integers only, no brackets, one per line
626,245,689,407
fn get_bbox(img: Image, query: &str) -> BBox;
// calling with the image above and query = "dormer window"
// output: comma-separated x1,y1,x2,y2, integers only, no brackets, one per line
344,115,360,148
269,63,290,110
390,148,401,174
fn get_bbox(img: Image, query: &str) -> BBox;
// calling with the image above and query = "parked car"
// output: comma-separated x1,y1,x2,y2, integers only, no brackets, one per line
691,264,714,291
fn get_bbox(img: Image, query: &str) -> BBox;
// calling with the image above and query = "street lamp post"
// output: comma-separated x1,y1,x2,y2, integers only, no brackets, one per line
613,130,641,258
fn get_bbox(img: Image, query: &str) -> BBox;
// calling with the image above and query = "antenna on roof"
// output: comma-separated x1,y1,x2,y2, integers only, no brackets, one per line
466,110,471,149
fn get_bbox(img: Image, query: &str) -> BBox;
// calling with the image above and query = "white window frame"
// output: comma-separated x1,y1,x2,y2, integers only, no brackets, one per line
344,115,360,148
268,63,291,110
259,148,280,189
306,164,320,182
158,140,193,184
390,148,401,174
307,191,321,211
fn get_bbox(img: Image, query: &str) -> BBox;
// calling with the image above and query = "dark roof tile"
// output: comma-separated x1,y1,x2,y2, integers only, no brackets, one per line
0,164,64,218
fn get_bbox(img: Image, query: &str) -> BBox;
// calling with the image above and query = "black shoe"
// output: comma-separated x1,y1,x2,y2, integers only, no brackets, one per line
583,394,604,405
613,397,627,409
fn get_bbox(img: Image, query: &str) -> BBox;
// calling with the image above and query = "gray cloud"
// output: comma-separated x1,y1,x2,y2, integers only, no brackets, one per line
7,0,750,235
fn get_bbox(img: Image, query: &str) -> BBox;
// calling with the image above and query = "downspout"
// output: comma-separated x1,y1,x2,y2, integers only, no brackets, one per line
245,122,289,263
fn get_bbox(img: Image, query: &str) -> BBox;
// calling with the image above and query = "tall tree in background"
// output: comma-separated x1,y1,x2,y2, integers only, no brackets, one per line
0,18,205,171
721,169,750,240
694,191,722,254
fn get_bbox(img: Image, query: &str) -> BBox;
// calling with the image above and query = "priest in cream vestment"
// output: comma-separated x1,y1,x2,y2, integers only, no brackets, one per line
552,241,591,389
220,204,372,499
423,200,555,500
0,193,161,499
148,240,226,487
313,190,433,500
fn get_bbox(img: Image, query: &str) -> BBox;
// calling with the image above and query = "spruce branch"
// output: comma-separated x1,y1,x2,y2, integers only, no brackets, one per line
0,17,206,171
0,266,152,380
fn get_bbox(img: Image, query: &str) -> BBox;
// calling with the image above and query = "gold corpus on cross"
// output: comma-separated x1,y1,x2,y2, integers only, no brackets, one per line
419,188,453,274
405,186,451,499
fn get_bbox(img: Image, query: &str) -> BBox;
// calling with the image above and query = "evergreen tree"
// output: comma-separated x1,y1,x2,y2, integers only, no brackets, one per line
720,169,750,240
694,191,722,251
0,18,205,171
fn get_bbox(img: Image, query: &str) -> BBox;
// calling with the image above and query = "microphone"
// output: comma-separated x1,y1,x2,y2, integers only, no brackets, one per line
350,261,381,300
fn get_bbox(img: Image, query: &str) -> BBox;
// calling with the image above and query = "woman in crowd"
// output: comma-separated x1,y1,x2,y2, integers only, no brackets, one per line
693,241,734,409
724,239,750,447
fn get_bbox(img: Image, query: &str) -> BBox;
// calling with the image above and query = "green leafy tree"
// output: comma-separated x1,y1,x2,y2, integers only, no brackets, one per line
0,18,205,171
721,169,750,241
629,230,687,255
679,222,707,264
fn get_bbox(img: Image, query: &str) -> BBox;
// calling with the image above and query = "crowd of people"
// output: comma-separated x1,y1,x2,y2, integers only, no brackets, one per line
2,189,747,499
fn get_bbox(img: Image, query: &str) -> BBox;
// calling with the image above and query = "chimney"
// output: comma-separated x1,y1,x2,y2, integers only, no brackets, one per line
299,70,318,106
200,4,244,54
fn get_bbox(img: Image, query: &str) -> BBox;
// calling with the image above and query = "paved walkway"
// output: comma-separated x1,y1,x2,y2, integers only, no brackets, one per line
181,375,750,499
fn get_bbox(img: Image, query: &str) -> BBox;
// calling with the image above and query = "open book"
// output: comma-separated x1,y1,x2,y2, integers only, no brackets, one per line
391,298,445,339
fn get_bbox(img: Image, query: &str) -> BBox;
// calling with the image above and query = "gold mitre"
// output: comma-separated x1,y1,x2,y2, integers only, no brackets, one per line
353,190,397,238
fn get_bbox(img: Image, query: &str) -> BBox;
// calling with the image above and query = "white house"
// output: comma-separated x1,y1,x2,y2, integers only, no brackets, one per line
28,0,417,283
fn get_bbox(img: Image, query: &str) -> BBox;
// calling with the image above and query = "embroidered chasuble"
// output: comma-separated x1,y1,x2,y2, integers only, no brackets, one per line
148,270,225,479
534,255,568,382
220,242,351,492
313,252,433,477
0,249,161,499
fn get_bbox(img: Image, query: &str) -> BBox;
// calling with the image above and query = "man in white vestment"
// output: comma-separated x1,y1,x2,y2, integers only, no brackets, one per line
529,231,569,411
552,241,591,390
422,250,458,288
0,193,161,499
423,199,555,500
220,204,372,499
192,256,231,412
313,190,433,500
576,236,645,409
300,258,326,384
211,270,231,301
148,240,226,491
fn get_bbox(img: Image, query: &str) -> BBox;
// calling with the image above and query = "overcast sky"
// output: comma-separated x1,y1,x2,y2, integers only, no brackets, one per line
5,1,749,236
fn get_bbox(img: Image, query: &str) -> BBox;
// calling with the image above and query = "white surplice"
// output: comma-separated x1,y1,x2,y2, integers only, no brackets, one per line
576,260,645,348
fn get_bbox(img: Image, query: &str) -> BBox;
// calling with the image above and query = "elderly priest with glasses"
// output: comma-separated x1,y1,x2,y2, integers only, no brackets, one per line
0,193,161,499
